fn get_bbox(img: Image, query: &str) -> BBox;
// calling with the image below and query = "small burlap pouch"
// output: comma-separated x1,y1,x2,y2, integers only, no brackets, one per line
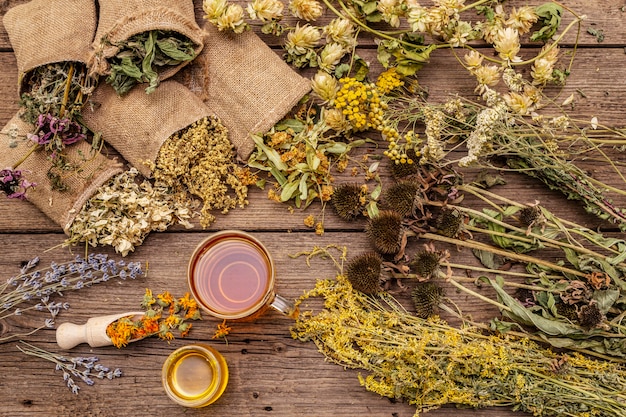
0,114,123,232
176,23,311,162
81,80,212,178
3,0,96,95
90,0,204,82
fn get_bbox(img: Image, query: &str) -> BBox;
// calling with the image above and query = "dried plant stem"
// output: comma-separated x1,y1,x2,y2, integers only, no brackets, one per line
417,232,587,278
59,63,74,118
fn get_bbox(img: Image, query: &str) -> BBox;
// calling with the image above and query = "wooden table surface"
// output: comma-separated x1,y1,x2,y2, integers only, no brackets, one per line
1,1,625,416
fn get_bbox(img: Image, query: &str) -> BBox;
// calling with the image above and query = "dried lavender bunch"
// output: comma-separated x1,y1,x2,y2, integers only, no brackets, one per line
17,341,122,394
0,253,143,343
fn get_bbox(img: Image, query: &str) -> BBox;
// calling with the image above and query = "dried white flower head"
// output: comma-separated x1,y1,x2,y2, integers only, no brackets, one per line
494,27,521,62
216,3,248,33
472,64,501,90
289,0,324,21
531,44,560,85
318,42,346,72
323,17,356,47
285,23,321,55
247,0,284,21
504,91,534,115
377,0,404,28
459,101,507,167
506,6,538,34
203,0,228,21
407,4,430,33
463,50,483,68
311,71,339,102
444,20,473,47
502,68,525,92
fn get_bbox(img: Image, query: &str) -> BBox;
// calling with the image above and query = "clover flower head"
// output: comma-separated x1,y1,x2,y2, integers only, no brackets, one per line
318,42,346,72
216,3,248,33
506,6,538,34
323,17,356,47
285,23,321,55
247,0,284,21
494,27,521,62
289,0,324,21
311,71,339,102
203,0,228,21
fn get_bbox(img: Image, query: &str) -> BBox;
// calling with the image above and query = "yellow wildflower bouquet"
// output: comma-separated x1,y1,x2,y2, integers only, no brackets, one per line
292,250,626,416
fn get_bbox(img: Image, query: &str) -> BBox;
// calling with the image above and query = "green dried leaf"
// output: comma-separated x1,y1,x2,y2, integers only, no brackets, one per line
156,38,195,62
530,3,563,41
489,278,584,336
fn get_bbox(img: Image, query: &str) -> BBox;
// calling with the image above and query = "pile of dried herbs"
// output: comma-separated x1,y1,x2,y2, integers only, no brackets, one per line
292,248,626,416
150,116,254,229
65,168,194,256
106,30,197,95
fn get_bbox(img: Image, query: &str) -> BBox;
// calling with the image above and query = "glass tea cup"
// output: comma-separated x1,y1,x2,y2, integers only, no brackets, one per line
187,230,297,320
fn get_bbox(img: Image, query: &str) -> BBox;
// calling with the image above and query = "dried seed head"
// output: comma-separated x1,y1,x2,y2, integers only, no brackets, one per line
434,207,463,238
578,302,604,329
518,205,542,227
331,183,364,221
409,250,443,279
555,302,579,322
411,282,445,319
381,181,420,217
345,252,383,295
389,149,419,179
365,210,403,254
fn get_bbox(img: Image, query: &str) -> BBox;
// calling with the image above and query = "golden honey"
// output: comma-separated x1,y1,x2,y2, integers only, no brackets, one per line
162,344,228,407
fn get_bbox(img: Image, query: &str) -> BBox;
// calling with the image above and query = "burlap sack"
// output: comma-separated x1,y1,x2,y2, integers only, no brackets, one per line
177,23,311,162
3,0,96,95
81,80,213,178
0,114,123,232
91,0,204,81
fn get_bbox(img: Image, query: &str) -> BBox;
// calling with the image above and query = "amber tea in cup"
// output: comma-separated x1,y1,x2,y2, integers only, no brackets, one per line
188,230,296,320
162,344,228,408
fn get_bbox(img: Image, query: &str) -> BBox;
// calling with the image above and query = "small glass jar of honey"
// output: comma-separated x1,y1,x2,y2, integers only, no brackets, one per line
161,344,228,407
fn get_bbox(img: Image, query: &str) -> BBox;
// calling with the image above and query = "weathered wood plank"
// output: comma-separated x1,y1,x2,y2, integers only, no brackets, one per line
0,232,524,417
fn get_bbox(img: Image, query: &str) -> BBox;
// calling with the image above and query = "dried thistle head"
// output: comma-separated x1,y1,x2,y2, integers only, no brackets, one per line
345,252,383,295
365,210,403,255
409,244,449,279
411,282,445,319
381,180,420,217
555,302,579,322
389,149,419,179
434,207,464,238
331,183,365,221
578,301,605,329
518,204,543,228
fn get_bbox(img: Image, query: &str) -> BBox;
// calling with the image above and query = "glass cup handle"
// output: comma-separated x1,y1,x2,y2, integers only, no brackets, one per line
270,294,299,319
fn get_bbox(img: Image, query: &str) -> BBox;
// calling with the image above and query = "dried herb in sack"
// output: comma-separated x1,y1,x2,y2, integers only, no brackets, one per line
106,30,197,95
90,0,204,94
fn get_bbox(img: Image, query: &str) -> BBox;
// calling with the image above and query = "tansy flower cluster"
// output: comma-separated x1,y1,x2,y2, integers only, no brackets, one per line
106,289,202,348
332,77,386,132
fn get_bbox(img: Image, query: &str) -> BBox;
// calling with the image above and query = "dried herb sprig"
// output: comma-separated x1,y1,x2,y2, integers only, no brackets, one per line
16,341,122,394
106,289,201,348
106,30,197,95
292,251,626,416
0,254,143,343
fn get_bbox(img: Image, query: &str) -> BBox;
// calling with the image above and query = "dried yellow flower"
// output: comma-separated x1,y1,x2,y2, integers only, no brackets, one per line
153,116,249,229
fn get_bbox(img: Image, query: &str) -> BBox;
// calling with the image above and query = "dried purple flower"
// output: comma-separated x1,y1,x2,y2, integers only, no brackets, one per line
28,113,86,147
0,167,36,199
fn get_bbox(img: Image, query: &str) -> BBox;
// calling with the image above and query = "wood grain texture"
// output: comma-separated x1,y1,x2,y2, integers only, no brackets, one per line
1,1,625,416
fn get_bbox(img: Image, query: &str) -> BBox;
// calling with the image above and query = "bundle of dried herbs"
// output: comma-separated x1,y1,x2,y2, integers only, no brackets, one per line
106,289,201,348
0,253,143,343
65,168,194,257
291,248,626,416
106,30,197,95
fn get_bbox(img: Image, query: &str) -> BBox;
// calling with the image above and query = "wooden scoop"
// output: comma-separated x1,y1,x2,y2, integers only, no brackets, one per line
56,312,144,349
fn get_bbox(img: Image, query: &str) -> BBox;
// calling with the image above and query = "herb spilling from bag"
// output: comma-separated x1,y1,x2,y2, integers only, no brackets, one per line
12,61,99,191
106,30,197,95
